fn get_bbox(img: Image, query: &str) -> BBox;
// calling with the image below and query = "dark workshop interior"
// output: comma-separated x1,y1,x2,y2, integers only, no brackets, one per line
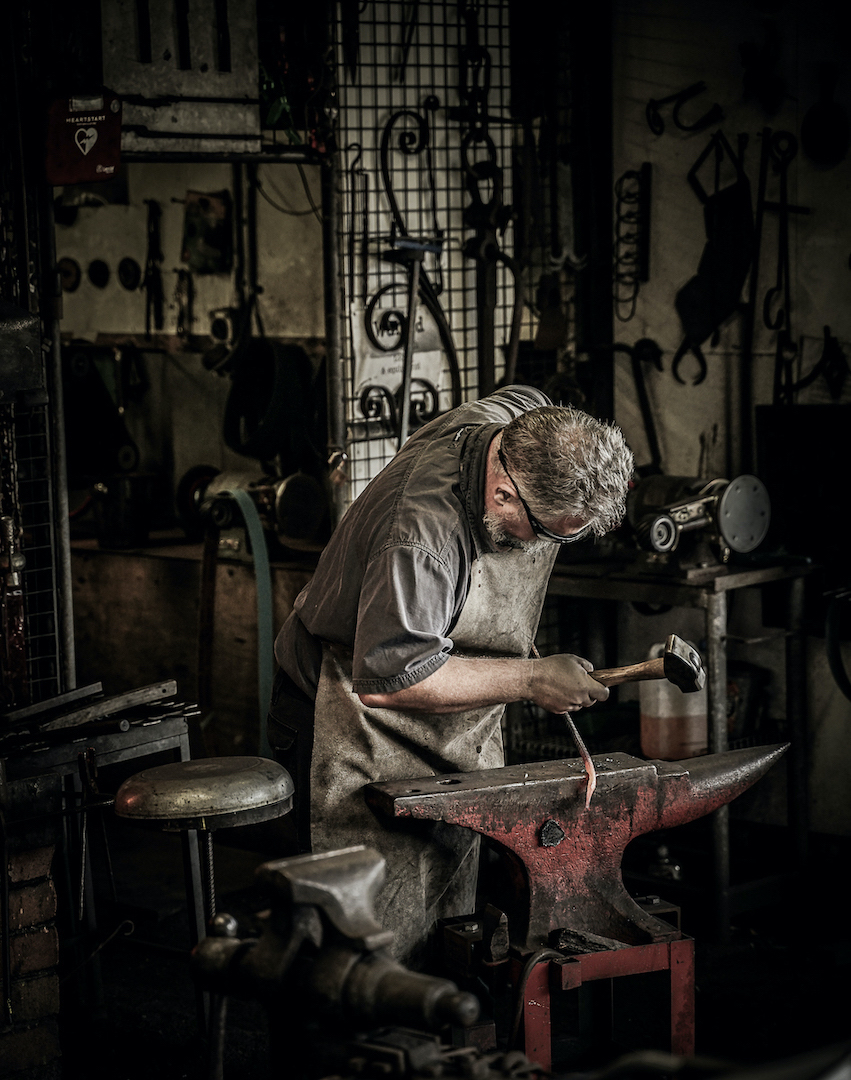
2,1,851,1079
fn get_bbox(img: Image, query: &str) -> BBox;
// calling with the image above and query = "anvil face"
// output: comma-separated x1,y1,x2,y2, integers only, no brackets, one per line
365,745,788,952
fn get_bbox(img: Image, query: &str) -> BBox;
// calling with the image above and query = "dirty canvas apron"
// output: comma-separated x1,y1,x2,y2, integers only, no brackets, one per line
309,544,557,966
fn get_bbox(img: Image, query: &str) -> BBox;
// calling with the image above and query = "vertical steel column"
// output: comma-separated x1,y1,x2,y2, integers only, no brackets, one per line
704,588,730,941
321,154,347,527
43,193,76,694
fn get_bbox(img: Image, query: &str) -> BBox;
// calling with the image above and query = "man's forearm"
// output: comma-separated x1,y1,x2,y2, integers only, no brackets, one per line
358,655,534,713
358,652,608,714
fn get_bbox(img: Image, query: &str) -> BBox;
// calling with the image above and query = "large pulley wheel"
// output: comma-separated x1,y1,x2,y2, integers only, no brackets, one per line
717,475,771,553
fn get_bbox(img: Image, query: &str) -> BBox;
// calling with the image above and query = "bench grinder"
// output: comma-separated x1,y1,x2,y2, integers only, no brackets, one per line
627,474,771,568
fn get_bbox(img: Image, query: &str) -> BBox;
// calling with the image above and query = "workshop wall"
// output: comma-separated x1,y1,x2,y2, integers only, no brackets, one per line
608,0,851,836
55,160,325,526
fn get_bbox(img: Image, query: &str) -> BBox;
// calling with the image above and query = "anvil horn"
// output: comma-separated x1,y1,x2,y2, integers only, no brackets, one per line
640,742,790,834
366,744,789,951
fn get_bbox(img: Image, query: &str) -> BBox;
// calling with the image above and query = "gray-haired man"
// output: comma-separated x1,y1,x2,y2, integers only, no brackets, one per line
268,385,634,966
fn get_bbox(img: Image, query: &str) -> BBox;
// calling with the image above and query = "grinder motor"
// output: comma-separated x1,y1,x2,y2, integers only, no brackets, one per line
627,473,771,566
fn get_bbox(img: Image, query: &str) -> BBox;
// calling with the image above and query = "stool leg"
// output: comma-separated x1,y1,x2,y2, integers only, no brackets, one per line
181,828,210,1036
182,829,207,948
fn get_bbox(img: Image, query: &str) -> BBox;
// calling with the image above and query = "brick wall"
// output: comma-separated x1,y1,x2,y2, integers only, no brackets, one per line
1,776,63,1080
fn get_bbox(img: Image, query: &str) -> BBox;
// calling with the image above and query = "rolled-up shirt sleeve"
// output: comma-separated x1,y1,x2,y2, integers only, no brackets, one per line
351,541,465,695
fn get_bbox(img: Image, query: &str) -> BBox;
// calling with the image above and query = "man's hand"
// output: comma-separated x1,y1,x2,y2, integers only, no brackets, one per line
528,653,610,714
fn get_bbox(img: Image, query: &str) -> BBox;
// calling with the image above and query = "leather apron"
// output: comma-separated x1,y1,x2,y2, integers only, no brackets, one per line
309,543,557,966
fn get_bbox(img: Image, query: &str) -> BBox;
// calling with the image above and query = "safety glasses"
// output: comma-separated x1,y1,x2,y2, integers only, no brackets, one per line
497,447,592,545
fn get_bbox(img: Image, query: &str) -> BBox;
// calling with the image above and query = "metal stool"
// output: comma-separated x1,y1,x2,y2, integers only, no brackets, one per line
115,756,294,937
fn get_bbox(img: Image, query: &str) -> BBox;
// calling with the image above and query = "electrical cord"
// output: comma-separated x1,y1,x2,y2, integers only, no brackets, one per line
256,165,322,222
508,947,565,1049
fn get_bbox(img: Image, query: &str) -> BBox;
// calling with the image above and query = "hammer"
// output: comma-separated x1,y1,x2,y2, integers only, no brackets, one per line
593,633,706,694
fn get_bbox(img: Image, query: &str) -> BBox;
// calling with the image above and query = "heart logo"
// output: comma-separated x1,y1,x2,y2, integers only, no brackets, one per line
75,127,98,156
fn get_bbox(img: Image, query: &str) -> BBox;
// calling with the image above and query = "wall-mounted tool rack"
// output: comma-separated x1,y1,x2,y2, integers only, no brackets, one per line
331,0,575,501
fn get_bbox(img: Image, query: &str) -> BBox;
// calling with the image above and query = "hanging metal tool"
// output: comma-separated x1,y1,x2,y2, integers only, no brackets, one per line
452,4,519,393
394,0,420,84
347,143,370,307
383,240,429,448
174,269,195,339
142,199,164,337
461,133,518,395
360,105,460,440
790,326,849,400
341,0,361,85
672,130,755,386
646,81,723,137
613,164,652,322
762,132,810,405
609,338,664,475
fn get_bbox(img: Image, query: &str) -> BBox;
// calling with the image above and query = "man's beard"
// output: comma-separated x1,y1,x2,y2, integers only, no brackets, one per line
483,510,549,555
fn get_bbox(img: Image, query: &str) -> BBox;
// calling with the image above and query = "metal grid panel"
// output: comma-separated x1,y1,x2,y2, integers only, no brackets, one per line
333,0,530,500
14,404,62,701
1,14,63,708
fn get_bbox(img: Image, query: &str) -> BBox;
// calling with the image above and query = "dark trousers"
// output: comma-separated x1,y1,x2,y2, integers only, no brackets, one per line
266,667,315,853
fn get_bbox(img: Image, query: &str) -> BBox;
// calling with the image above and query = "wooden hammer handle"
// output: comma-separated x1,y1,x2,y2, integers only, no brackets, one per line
592,657,665,688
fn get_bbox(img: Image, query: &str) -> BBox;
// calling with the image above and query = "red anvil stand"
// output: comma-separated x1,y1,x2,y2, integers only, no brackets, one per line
515,937,695,1069
367,744,786,1068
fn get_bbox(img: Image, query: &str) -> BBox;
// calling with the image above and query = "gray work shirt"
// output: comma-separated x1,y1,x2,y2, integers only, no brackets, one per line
275,385,552,698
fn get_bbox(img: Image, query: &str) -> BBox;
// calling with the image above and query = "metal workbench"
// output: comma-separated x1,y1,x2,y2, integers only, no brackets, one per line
3,711,207,973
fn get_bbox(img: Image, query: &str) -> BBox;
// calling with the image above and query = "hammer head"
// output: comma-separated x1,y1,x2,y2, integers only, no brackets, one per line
663,634,706,693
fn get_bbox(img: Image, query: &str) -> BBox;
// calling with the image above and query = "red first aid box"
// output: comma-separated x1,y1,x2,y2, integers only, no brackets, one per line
45,90,123,186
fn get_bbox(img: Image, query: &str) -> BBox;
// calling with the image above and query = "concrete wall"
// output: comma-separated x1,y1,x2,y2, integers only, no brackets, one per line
56,162,324,343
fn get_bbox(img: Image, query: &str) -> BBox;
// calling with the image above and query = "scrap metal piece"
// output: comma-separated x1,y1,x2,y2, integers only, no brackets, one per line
365,744,788,952
531,644,597,807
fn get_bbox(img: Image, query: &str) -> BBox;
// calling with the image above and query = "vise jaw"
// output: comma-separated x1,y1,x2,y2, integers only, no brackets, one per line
365,744,788,953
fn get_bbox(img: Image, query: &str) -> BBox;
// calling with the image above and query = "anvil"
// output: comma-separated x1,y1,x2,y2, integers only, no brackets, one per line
365,745,788,952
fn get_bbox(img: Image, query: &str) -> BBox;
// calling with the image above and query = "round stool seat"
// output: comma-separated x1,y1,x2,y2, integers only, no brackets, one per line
115,756,294,832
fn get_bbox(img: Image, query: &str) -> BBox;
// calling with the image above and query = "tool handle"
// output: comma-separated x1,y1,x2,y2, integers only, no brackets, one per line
592,657,665,687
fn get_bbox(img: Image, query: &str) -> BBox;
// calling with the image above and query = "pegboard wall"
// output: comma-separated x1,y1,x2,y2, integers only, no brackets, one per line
332,0,576,500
